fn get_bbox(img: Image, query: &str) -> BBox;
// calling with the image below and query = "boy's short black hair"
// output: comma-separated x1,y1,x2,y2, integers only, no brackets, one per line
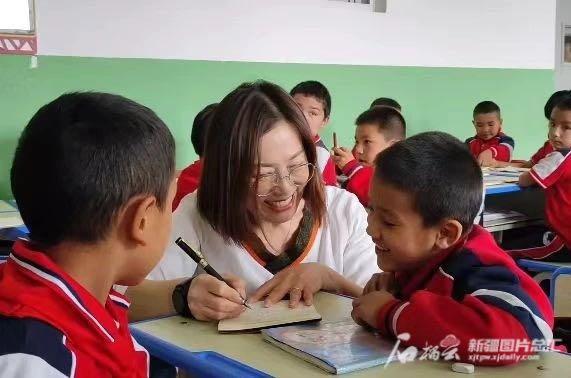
545,90,571,119
473,101,501,118
370,97,402,111
290,81,332,118
356,106,406,139
554,97,571,112
191,103,218,156
11,92,175,247
375,131,482,232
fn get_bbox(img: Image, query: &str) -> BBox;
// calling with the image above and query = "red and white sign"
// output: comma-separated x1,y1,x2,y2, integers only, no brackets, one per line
0,34,37,55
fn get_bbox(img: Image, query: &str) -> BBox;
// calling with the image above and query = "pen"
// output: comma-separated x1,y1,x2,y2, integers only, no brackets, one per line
175,237,252,309
333,132,338,149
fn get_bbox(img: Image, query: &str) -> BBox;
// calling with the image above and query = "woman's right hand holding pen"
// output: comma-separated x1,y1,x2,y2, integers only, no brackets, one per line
187,273,247,321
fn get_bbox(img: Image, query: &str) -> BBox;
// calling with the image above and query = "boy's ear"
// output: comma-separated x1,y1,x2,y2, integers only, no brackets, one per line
434,219,463,250
120,195,157,245
472,120,476,126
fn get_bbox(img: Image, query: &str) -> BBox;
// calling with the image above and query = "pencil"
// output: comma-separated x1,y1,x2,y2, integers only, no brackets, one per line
175,237,252,309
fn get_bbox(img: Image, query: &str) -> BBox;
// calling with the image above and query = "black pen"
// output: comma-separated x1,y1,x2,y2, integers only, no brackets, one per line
175,237,252,309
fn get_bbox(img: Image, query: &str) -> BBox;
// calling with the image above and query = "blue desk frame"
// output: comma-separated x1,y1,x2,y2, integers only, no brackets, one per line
518,259,571,305
485,184,522,196
130,325,271,378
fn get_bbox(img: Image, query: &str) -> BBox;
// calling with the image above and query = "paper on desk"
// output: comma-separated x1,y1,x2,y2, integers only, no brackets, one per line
0,213,24,229
0,201,16,213
218,300,321,333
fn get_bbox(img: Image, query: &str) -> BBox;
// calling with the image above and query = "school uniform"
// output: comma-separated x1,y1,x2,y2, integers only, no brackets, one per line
173,159,203,210
465,132,515,162
508,146,571,261
0,240,149,377
376,226,553,366
314,136,337,186
340,159,373,207
148,186,378,293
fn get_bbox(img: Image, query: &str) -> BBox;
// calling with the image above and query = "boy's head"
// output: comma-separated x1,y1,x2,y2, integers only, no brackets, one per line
544,90,571,120
370,97,402,111
549,97,571,150
367,132,482,273
290,81,331,137
11,92,176,285
472,101,502,141
353,106,406,166
191,103,218,157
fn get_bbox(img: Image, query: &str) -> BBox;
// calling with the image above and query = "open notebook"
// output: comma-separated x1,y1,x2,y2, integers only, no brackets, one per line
218,300,321,333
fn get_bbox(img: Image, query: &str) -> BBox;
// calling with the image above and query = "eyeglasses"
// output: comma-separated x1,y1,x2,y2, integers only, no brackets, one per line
253,163,315,197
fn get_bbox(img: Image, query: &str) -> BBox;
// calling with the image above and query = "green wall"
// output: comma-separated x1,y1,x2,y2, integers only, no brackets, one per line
0,55,554,199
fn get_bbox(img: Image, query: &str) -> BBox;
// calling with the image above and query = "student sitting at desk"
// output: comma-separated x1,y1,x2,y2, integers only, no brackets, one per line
0,92,177,377
332,106,406,207
370,97,402,111
127,81,378,322
290,81,337,186
351,132,553,366
173,103,218,210
509,98,571,262
466,101,515,167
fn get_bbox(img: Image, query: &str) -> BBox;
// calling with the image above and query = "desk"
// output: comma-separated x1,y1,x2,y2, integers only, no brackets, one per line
131,292,570,377
518,260,571,316
485,183,521,196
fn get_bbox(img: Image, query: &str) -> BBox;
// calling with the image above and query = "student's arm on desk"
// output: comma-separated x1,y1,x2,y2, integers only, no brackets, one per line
518,171,536,187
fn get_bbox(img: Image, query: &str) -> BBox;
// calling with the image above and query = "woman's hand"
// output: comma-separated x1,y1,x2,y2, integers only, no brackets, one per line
187,273,247,321
249,263,335,308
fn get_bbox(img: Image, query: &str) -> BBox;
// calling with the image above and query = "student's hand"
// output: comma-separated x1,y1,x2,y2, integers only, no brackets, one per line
363,272,395,295
351,290,395,329
518,171,536,187
187,273,247,321
332,147,355,170
477,149,495,167
249,263,334,308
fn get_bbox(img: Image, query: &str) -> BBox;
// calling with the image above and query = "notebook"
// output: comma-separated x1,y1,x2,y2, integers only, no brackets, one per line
0,200,24,229
262,319,397,374
218,300,321,333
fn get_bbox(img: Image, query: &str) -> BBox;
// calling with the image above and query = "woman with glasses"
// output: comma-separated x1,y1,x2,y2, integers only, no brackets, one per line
127,81,378,322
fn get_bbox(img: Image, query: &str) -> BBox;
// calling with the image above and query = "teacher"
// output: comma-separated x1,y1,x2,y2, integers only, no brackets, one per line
127,81,378,322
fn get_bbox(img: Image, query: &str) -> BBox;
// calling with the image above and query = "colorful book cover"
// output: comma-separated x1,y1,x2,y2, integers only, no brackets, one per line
262,319,396,374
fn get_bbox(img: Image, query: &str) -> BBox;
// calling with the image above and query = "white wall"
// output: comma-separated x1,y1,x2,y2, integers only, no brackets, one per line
555,0,571,89
36,0,556,69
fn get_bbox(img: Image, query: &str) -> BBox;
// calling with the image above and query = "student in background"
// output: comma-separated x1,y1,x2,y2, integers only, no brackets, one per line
0,92,176,377
290,81,337,186
370,97,401,111
509,98,571,262
465,101,515,167
332,106,405,207
173,103,218,210
507,90,571,168
352,132,553,366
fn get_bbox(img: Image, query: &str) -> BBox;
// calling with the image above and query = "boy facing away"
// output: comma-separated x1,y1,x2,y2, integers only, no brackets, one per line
0,92,176,377
466,101,515,167
352,132,553,366
332,106,405,206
